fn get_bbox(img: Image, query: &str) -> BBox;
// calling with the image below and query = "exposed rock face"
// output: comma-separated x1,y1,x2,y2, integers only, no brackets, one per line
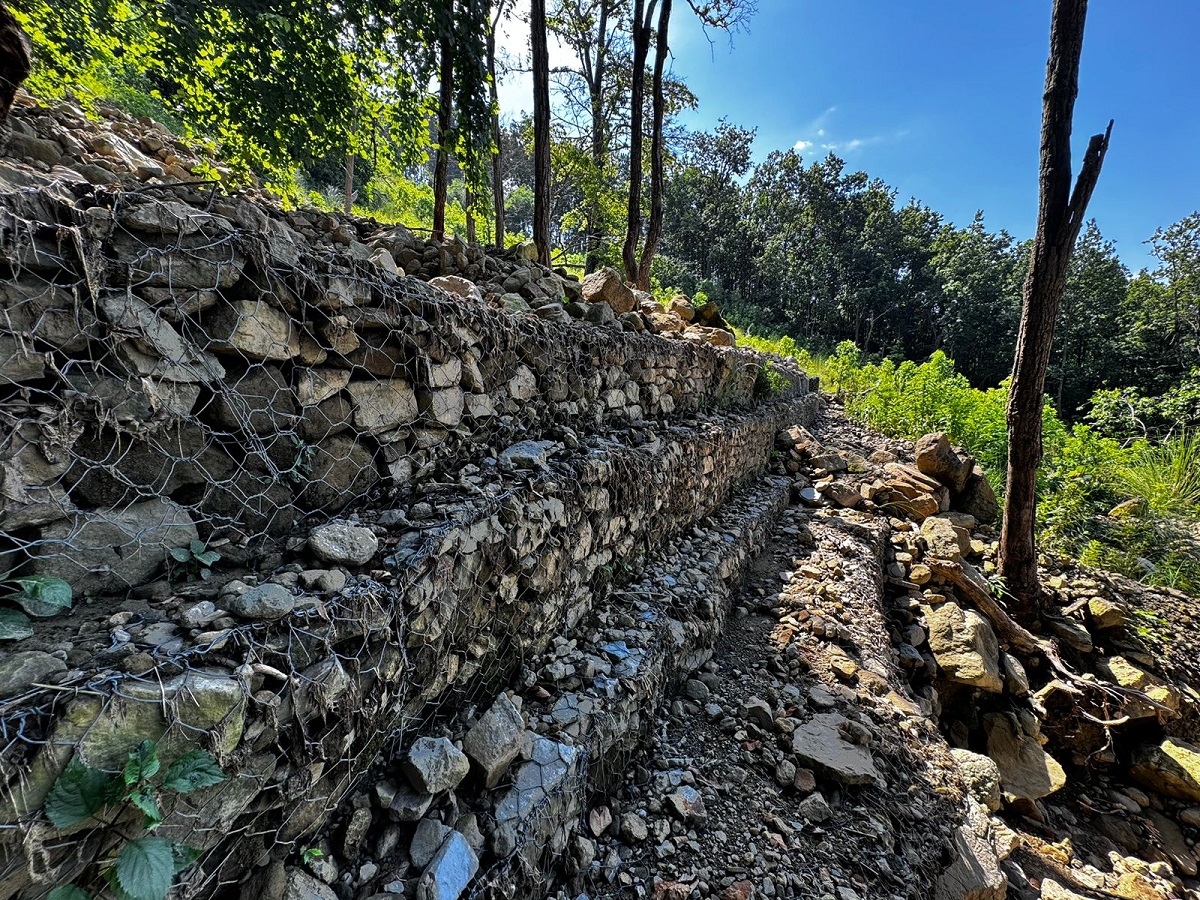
463,695,525,788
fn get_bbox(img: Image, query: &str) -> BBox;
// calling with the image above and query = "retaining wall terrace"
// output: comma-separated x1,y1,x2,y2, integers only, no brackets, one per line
0,177,820,899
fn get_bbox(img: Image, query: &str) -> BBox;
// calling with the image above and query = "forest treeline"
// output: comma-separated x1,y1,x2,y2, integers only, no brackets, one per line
14,0,1200,434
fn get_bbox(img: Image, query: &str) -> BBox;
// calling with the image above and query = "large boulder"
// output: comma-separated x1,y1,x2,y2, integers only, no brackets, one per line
914,432,973,493
923,601,1003,692
956,467,999,525
983,711,1066,802
580,267,636,314
1130,738,1200,803
27,498,198,596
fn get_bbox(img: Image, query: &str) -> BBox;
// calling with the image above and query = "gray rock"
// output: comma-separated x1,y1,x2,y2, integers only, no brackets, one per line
0,651,66,697
416,830,478,900
230,583,296,621
498,440,554,471
797,791,832,823
390,786,434,822
683,678,710,703
621,812,649,842
308,521,379,566
409,818,451,869
403,737,470,794
28,498,198,597
790,714,880,786
463,695,525,788
983,712,1066,802
284,868,339,900
934,799,1007,900
666,786,706,824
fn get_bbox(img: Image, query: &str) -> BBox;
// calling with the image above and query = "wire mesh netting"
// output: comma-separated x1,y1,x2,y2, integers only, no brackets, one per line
0,136,815,900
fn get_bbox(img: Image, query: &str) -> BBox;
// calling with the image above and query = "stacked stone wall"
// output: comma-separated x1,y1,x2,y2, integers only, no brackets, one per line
0,170,817,900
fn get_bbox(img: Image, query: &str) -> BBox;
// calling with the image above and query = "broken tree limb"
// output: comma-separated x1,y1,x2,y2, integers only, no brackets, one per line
925,558,1043,655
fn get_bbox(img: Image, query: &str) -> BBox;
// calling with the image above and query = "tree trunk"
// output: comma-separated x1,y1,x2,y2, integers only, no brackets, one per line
584,0,612,275
999,0,1112,615
530,0,552,267
487,3,506,246
433,0,456,243
0,2,30,127
636,0,672,290
343,151,354,215
466,186,477,244
622,0,655,284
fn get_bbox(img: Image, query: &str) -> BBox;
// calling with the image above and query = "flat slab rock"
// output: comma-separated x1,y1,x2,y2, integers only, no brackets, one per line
790,713,880,786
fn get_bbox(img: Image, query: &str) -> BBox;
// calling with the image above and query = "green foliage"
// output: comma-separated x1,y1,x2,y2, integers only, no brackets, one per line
1119,431,1200,519
47,741,226,900
168,541,221,582
0,575,74,641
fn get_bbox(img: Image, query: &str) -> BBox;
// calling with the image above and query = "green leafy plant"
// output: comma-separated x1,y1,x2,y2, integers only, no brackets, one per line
0,575,74,641
300,846,324,865
169,541,222,582
46,740,226,900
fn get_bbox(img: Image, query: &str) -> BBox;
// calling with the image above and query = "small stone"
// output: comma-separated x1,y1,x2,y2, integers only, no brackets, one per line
621,812,649,842
797,791,832,823
666,786,707,824
403,736,470,794
284,868,338,900
683,678,711,703
308,521,379,566
409,818,451,869
390,786,434,822
950,748,1002,813
229,583,295,621
793,767,817,794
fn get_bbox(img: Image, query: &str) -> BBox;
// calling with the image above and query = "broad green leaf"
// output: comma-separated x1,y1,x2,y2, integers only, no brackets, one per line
161,750,225,794
193,550,221,566
45,758,121,828
188,540,206,555
47,886,92,900
0,607,33,640
115,837,175,900
12,576,73,617
128,787,163,830
169,548,193,563
124,741,161,786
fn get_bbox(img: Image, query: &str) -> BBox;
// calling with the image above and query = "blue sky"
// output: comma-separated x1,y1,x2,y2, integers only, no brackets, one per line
664,1,1200,272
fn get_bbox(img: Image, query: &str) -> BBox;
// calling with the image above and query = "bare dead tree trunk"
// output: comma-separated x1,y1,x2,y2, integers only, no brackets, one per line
487,1,508,246
1000,0,1112,615
635,0,671,290
0,2,31,126
622,0,656,284
531,0,552,267
433,0,456,242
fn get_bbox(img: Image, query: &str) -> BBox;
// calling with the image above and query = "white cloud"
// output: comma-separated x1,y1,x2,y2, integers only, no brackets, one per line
793,139,813,151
